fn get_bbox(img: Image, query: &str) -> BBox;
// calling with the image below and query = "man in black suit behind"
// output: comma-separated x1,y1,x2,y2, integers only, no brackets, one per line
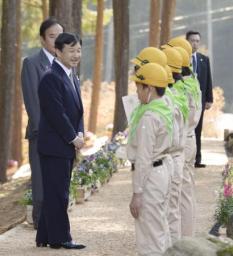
36,33,85,250
186,31,213,168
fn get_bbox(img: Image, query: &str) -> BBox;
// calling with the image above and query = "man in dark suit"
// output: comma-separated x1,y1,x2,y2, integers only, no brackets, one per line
186,31,213,168
36,33,85,250
21,18,63,228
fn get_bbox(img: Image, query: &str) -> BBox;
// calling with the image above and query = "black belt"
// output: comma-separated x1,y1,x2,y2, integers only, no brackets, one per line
187,135,194,138
131,160,163,171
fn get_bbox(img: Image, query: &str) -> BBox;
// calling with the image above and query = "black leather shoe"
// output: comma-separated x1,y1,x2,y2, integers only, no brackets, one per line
61,241,86,249
50,244,62,249
195,163,206,168
36,242,47,247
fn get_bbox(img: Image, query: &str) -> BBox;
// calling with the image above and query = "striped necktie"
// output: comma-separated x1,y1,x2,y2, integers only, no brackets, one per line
69,72,77,92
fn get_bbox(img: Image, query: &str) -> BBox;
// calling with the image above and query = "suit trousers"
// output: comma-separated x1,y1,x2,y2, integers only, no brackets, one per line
29,138,43,226
36,154,73,244
135,156,172,256
181,135,196,237
195,109,204,164
167,153,184,244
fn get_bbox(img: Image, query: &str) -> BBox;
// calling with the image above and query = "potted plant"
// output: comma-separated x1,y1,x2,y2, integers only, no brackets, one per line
215,163,233,238
20,189,33,224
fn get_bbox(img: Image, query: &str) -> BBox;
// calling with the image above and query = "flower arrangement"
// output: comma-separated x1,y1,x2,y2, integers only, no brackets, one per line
215,164,233,226
70,132,127,201
20,189,33,205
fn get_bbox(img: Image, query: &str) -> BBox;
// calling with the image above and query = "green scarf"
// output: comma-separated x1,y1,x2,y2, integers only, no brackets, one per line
169,81,190,122
183,76,201,108
128,98,173,143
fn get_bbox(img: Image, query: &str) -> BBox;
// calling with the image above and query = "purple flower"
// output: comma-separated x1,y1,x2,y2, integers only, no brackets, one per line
224,184,233,197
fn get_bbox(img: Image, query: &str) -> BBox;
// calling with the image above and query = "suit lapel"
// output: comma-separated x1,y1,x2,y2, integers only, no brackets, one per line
52,62,82,110
64,74,81,109
196,53,203,79
73,75,83,112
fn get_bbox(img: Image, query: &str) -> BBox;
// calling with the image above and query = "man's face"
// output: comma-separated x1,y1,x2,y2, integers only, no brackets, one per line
187,34,201,53
55,42,82,69
40,24,63,55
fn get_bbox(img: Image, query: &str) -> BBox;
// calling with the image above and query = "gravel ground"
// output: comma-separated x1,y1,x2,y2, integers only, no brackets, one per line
0,139,226,256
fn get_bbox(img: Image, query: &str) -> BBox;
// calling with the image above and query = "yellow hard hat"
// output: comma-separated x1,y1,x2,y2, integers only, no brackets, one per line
173,46,190,67
132,47,167,67
167,37,192,58
162,47,183,73
164,65,175,84
130,63,168,88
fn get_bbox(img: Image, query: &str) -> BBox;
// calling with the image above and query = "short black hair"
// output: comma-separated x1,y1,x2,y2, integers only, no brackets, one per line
186,30,201,40
182,67,191,76
39,17,64,39
155,87,166,96
55,32,82,51
142,84,165,96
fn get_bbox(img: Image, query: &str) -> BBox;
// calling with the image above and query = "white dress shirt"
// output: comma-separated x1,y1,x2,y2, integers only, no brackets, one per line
42,48,54,65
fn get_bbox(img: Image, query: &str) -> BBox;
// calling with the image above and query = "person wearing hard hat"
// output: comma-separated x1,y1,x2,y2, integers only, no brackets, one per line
131,47,167,73
132,47,186,244
164,64,188,243
127,62,174,256
166,36,192,58
163,44,201,236
172,44,202,237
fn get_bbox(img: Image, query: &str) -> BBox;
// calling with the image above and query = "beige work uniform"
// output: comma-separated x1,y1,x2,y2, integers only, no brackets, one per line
127,107,173,256
181,78,202,237
164,93,186,243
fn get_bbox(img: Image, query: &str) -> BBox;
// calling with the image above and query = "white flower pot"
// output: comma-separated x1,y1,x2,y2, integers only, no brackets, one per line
26,205,33,224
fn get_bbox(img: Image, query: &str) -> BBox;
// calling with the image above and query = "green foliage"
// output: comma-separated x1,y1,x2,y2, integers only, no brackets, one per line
82,5,112,35
217,246,233,256
20,0,113,50
20,189,33,205
22,0,43,48
215,165,233,226
215,193,233,226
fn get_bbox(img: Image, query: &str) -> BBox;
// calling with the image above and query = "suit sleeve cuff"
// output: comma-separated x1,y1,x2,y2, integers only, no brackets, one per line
70,136,77,144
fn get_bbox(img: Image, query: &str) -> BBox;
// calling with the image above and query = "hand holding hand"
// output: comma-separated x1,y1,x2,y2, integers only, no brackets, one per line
72,132,84,150
129,193,142,219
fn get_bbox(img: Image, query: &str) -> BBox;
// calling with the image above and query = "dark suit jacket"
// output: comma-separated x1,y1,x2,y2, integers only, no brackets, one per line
21,49,52,139
38,61,84,159
196,52,213,108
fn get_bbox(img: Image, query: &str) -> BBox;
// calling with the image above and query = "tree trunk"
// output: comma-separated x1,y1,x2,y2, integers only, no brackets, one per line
49,0,73,31
112,0,129,137
149,0,160,47
11,0,22,166
160,0,176,45
0,0,17,182
72,0,82,75
88,0,104,133
42,0,48,20
72,0,82,36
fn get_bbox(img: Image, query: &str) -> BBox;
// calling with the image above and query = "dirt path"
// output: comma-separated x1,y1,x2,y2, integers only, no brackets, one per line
0,139,226,256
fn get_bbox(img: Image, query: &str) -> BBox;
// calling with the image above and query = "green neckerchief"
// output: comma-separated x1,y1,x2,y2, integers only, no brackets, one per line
128,98,173,143
183,76,201,108
170,81,190,122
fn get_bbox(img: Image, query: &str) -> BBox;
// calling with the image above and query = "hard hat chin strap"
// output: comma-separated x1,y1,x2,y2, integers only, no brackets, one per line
147,90,152,104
